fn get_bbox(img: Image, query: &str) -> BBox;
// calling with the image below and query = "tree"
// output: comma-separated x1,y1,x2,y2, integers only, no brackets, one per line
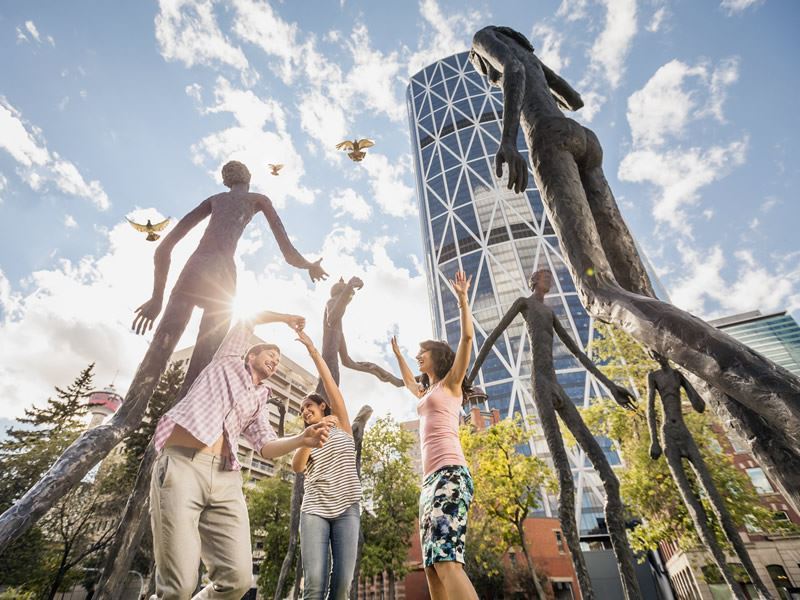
463,505,507,599
247,473,296,599
360,417,419,600
460,417,556,599
585,324,795,553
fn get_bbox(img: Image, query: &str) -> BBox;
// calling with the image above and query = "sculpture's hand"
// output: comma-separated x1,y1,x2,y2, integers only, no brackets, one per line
649,443,662,460
132,296,163,335
495,140,528,194
347,276,364,290
308,259,328,283
611,384,637,411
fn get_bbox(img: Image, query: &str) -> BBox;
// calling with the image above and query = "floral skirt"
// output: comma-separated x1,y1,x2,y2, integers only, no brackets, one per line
419,465,474,567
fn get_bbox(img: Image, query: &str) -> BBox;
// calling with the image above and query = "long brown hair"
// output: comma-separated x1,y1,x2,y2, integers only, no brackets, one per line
418,340,473,397
302,393,331,427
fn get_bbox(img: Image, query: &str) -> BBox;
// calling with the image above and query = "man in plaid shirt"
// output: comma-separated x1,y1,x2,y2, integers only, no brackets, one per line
150,310,331,599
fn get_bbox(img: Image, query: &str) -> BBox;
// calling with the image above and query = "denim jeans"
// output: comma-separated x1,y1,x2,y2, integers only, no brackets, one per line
300,502,360,600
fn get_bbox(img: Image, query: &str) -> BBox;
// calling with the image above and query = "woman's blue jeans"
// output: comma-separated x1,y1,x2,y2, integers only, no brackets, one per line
300,502,361,600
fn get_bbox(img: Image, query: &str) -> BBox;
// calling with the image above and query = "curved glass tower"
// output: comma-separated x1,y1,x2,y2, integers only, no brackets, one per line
407,51,620,538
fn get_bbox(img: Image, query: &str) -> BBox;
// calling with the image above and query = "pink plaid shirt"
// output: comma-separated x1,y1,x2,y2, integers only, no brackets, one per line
153,319,278,471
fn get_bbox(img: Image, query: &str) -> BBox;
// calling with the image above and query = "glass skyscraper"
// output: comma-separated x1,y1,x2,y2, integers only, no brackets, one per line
406,51,620,538
710,310,800,377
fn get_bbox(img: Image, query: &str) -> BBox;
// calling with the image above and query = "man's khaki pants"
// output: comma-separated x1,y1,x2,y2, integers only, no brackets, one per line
150,446,253,600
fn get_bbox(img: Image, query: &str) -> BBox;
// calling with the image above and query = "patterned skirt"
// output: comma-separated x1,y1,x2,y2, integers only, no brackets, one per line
419,465,474,567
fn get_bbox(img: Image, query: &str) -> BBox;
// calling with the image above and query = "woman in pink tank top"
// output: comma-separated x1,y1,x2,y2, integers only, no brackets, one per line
391,270,479,600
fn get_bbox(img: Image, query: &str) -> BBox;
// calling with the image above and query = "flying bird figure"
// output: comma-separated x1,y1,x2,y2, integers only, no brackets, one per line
126,217,171,242
268,163,284,176
336,138,375,162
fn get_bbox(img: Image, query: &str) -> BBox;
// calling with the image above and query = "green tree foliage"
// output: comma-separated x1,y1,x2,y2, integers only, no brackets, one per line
460,417,556,598
360,417,420,599
247,473,296,599
463,505,506,599
586,324,792,553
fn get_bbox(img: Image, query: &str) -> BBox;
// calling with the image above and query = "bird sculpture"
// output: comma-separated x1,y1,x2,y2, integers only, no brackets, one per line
126,217,170,242
335,138,375,162
268,163,284,176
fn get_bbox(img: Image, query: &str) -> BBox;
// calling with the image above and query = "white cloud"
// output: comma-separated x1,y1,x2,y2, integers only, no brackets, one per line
760,197,780,213
25,21,41,42
720,0,764,15
668,242,800,319
0,173,7,203
64,214,78,228
557,0,591,21
531,23,569,72
16,20,54,45
618,139,747,229
406,0,482,76
330,188,372,221
0,98,109,210
359,153,417,219
189,78,315,207
154,0,253,81
586,0,637,89
646,6,668,32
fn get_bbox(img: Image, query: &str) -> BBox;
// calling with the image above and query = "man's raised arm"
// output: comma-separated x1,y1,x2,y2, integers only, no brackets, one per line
132,198,212,334
258,195,327,282
467,298,524,385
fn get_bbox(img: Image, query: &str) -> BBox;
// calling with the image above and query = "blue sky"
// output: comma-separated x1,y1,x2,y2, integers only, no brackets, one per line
1,0,798,426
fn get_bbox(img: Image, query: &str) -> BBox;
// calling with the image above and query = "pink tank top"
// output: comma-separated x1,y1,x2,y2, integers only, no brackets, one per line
417,382,467,477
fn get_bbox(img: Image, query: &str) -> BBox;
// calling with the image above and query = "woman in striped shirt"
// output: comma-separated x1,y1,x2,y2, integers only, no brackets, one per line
292,329,361,600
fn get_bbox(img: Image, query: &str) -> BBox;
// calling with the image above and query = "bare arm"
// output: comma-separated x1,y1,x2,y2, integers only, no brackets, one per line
258,195,327,282
471,27,528,193
679,373,706,413
541,62,583,111
647,373,662,459
553,317,636,409
260,422,330,459
391,336,422,398
296,330,352,435
132,198,211,334
292,446,312,473
467,298,525,384
443,271,473,395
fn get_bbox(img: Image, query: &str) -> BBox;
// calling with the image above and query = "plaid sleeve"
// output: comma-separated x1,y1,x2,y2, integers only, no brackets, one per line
243,401,278,451
213,319,254,360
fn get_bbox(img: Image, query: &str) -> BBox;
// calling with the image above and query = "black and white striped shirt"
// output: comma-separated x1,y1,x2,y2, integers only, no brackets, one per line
301,426,362,518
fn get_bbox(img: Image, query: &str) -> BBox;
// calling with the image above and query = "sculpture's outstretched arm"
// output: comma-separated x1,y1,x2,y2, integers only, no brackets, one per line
647,373,662,459
554,317,636,409
339,338,403,387
258,195,327,282
467,298,524,384
679,372,706,414
541,62,584,111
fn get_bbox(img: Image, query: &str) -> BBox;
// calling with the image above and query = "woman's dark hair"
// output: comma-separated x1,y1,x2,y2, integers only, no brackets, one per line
302,393,330,426
418,340,474,398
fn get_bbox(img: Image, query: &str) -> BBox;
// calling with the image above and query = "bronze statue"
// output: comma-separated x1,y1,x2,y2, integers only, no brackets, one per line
647,354,772,600
468,268,641,600
469,26,800,507
0,160,327,551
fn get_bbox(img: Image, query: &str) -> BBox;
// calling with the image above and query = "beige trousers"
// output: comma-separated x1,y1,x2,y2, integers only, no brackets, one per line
149,446,253,600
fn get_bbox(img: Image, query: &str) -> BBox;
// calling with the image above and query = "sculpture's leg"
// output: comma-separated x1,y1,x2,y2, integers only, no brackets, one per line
95,304,230,599
686,443,774,598
275,475,304,600
534,390,594,599
531,149,800,448
556,389,642,600
0,294,194,551
663,447,747,600
579,145,655,298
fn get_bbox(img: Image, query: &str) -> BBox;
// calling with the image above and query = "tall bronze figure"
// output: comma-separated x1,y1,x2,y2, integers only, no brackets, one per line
0,160,327,551
647,354,772,599
468,26,800,507
468,268,641,600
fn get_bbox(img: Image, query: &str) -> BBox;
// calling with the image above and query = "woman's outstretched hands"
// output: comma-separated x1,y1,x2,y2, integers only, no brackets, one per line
296,328,316,351
390,335,401,356
450,270,472,299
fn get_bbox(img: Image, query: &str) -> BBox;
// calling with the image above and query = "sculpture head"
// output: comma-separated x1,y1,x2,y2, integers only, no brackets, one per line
470,26,535,85
416,340,456,389
649,350,670,369
330,277,348,298
221,160,251,188
301,393,331,426
528,268,553,294
245,343,281,381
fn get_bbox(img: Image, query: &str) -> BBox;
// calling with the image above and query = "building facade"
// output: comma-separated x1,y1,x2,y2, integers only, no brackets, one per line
709,310,800,377
406,50,621,539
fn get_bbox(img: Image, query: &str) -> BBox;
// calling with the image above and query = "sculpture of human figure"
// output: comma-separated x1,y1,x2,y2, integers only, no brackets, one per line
0,160,327,552
647,353,773,600
467,268,642,600
467,26,800,475
323,276,403,387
